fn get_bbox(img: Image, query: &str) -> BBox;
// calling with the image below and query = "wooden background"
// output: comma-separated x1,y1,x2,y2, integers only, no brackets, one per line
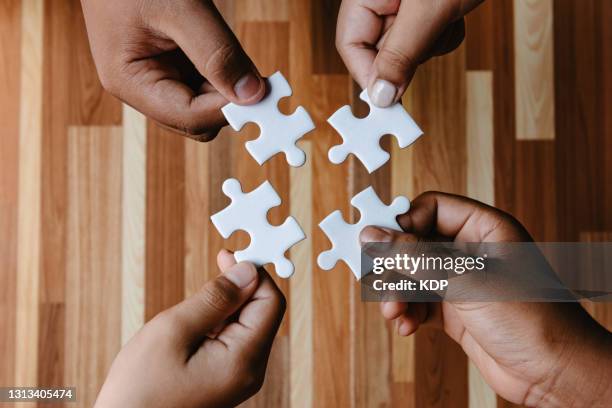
1,0,611,407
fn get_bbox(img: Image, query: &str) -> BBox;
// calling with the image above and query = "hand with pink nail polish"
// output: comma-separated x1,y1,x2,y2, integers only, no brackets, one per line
336,0,483,107
82,0,266,141
94,250,285,408
360,192,612,406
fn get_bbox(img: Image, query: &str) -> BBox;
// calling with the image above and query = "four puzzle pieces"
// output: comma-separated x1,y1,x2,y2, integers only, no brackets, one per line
327,89,423,173
318,186,410,280
221,71,314,167
210,178,305,278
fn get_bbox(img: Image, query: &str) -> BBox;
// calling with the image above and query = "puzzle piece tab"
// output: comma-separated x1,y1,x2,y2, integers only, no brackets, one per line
327,90,423,173
317,186,409,280
210,178,305,278
221,71,315,167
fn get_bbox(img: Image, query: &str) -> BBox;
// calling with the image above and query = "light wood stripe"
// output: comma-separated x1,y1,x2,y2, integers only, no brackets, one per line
467,71,494,205
390,90,417,387
289,141,313,408
514,0,555,140
15,0,43,389
65,126,122,407
234,0,289,22
121,105,147,344
466,71,496,407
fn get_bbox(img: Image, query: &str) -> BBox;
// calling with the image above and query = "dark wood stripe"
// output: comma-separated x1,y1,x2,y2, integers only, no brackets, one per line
145,124,186,320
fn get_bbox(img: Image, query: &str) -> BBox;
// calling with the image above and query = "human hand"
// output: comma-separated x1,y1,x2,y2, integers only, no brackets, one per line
81,0,266,140
94,250,285,408
336,0,482,107
360,192,612,406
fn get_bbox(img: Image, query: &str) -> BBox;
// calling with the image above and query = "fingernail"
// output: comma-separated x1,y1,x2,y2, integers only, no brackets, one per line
360,226,393,243
234,73,262,101
370,79,397,107
224,262,257,289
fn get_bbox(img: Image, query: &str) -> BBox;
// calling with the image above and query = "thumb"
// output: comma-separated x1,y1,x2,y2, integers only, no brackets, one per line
159,1,265,104
166,262,259,346
367,0,462,107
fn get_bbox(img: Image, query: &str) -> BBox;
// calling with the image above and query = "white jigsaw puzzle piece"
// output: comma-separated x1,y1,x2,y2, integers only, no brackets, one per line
327,90,423,173
317,186,410,280
210,178,305,278
221,71,315,167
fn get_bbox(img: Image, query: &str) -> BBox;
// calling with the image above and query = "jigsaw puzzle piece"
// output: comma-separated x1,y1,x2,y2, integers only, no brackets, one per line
327,89,423,173
317,186,410,280
221,71,314,167
236,217,305,278
210,178,280,238
210,178,305,278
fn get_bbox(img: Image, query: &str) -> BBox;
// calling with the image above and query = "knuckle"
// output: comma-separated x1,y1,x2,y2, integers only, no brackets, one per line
378,47,417,73
205,42,243,79
199,278,240,313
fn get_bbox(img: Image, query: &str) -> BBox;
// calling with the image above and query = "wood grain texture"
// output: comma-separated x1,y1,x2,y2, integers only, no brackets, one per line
289,142,313,408
65,126,122,407
1,1,610,407
121,105,146,344
467,71,494,206
514,0,555,140
0,0,21,389
145,125,185,320
410,46,469,408
15,0,42,390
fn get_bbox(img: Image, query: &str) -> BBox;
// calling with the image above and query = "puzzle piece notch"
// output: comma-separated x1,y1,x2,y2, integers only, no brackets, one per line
210,178,305,278
327,89,423,173
221,71,314,167
317,186,410,280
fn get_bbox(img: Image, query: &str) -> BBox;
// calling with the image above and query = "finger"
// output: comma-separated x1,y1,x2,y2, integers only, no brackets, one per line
360,226,418,244
217,248,237,272
218,268,286,353
336,0,399,89
161,261,259,348
159,1,265,104
119,57,227,140
380,301,409,320
367,0,465,107
398,191,532,242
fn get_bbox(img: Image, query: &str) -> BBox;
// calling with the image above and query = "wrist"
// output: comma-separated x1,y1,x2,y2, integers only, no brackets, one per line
526,307,612,407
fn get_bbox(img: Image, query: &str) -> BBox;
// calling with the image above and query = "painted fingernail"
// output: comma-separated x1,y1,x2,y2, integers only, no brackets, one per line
234,73,262,101
360,226,393,243
224,262,257,288
370,79,397,107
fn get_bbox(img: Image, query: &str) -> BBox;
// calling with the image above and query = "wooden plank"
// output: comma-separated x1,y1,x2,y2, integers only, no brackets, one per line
15,0,43,390
234,0,289,22
554,0,606,241
465,0,494,70
311,0,345,74
467,71,494,205
145,124,185,319
0,0,21,388
67,0,121,126
492,0,516,215
64,126,122,407
184,139,211,297
410,45,469,408
310,74,351,408
514,141,556,241
290,142,313,408
514,0,555,140
121,105,146,343
348,80,393,408
466,71,497,407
